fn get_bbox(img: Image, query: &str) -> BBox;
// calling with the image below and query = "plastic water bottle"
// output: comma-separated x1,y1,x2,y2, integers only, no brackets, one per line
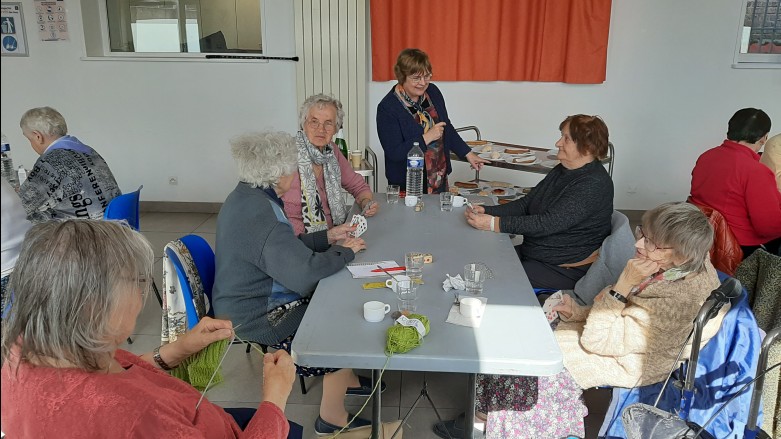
1,134,18,188
335,128,349,158
405,142,424,200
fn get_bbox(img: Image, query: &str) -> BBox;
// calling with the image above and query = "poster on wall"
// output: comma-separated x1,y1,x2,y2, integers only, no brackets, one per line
34,0,68,41
1,2,28,56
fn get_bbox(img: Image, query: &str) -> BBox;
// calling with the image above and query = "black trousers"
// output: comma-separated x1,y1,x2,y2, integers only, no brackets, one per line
520,256,591,290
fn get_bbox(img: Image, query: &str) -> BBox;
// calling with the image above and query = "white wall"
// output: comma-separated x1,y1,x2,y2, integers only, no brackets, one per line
1,0,297,203
2,0,779,208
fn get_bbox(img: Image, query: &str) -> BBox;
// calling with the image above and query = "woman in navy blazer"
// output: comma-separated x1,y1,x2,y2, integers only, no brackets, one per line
376,48,487,192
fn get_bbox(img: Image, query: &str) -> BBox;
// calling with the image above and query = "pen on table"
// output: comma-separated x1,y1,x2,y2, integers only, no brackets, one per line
371,266,405,273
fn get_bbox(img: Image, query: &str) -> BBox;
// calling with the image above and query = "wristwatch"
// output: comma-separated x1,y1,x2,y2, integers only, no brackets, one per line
153,346,173,370
608,289,628,303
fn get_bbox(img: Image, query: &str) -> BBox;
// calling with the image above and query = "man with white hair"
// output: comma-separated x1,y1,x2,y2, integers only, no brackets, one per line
18,106,121,223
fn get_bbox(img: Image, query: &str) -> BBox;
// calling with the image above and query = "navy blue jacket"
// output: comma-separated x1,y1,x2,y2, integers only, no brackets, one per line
376,83,471,189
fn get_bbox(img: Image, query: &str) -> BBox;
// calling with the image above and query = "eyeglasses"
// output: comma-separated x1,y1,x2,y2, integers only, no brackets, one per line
408,73,433,84
634,225,673,252
306,119,336,132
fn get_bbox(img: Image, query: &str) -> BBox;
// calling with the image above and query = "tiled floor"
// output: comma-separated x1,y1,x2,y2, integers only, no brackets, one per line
122,212,611,439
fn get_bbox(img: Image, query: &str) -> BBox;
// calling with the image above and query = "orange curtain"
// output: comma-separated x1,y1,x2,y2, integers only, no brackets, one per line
371,0,612,84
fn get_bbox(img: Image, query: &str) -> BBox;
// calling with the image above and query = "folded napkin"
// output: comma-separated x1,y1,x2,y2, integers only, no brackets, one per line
446,295,487,328
442,274,466,292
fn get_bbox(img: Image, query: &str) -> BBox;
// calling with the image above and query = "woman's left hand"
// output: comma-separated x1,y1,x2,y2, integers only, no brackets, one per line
465,152,489,171
465,208,494,231
614,258,661,295
178,317,234,357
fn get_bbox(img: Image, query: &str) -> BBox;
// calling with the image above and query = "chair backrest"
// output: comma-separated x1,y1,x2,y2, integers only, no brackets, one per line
103,185,143,230
570,210,636,305
687,197,743,275
164,234,216,330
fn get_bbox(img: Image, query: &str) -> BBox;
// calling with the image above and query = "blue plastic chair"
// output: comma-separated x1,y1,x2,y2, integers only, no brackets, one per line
103,186,142,231
166,234,309,394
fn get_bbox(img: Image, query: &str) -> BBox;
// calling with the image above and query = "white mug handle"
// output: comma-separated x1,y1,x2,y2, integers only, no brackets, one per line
385,279,394,289
383,303,391,314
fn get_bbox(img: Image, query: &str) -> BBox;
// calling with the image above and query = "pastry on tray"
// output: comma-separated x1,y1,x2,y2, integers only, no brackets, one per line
466,140,489,146
454,181,479,189
504,147,530,154
498,198,514,205
513,157,536,164
492,188,507,195
488,181,512,188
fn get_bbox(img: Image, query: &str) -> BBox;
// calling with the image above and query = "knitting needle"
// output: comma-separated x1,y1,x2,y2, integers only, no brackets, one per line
377,265,401,281
194,323,243,410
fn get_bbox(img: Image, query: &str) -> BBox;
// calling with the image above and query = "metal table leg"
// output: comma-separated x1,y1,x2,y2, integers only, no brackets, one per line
465,373,477,439
370,369,381,439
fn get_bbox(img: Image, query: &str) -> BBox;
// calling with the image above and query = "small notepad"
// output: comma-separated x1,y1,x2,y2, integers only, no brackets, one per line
346,260,401,279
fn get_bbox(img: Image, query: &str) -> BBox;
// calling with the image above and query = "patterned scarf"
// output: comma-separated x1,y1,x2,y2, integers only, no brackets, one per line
395,85,448,193
296,131,347,233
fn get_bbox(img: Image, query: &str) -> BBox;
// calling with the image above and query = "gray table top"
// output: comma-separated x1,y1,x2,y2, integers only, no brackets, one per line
290,194,563,377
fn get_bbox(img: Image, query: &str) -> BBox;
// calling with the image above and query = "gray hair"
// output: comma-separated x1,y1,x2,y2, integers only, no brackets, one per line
642,202,714,273
298,94,345,131
19,107,68,138
230,131,298,188
1,220,154,372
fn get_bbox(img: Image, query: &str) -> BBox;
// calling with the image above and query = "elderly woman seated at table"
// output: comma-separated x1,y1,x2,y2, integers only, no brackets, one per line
437,202,726,439
212,131,376,435
1,220,298,438
281,94,378,236
465,114,613,290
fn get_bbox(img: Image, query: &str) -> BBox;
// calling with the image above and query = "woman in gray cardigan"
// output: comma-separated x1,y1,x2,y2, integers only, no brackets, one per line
212,131,372,435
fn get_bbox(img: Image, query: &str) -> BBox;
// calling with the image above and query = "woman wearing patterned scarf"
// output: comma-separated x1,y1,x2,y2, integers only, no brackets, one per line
281,94,378,236
377,48,488,193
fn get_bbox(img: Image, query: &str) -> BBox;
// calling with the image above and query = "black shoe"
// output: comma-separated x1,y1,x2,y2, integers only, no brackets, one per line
345,375,387,396
314,413,371,435
433,412,465,439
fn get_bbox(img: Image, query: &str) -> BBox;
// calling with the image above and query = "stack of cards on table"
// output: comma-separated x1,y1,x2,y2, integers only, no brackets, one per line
349,214,368,238
541,291,564,323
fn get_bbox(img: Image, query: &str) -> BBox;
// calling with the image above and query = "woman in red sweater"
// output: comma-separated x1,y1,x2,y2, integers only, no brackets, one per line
1,219,297,438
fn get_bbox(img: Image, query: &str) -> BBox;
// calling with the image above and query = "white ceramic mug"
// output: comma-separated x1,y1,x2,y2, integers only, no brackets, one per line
459,297,482,318
385,275,412,292
364,301,391,322
452,195,467,208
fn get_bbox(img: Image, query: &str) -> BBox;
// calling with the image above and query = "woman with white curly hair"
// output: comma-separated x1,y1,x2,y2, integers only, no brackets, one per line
212,131,375,435
281,94,378,236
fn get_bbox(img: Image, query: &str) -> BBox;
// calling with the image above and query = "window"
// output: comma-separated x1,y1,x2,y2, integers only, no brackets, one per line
735,0,780,66
102,0,262,55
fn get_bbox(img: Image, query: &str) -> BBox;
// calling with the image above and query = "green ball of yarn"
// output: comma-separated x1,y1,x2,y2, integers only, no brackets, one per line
385,313,430,355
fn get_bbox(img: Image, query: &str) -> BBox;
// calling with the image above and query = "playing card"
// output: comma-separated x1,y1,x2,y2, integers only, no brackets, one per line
542,291,564,323
350,214,368,238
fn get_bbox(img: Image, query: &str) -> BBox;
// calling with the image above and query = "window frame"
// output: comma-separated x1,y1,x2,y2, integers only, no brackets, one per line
82,0,269,61
732,0,781,68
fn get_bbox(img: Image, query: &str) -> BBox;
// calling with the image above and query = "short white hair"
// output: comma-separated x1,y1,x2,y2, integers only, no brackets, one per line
230,131,298,188
298,94,345,130
19,107,68,138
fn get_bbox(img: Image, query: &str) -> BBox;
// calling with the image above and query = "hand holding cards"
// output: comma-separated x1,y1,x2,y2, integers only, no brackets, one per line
542,291,565,323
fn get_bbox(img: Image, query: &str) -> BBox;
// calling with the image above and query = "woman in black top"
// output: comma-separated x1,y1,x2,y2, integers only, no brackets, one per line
465,115,614,290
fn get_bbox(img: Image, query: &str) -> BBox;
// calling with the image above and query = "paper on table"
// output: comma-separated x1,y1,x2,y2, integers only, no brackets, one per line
346,260,401,278
446,295,487,328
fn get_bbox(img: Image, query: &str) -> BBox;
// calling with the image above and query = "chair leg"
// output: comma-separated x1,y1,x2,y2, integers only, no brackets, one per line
299,376,307,395
126,337,133,344
246,343,251,354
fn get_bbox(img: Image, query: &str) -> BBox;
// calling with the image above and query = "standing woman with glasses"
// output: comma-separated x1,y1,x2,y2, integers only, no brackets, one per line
281,94,378,237
377,48,488,193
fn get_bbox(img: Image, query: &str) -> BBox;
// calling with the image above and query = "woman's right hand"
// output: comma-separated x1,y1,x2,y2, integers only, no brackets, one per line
464,204,485,215
262,350,296,411
552,294,575,320
614,258,661,295
340,237,366,253
423,121,447,145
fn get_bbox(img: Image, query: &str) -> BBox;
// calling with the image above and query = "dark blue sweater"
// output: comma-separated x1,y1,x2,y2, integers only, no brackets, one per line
376,83,472,189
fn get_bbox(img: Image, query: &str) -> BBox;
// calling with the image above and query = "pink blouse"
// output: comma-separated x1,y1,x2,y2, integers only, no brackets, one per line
282,150,371,236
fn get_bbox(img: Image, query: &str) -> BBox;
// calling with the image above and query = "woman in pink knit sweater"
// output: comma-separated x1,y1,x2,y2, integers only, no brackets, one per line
435,202,726,439
1,220,298,438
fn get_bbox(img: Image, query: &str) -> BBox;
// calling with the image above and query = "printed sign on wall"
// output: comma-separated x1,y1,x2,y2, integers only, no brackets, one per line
34,0,68,41
1,2,28,56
